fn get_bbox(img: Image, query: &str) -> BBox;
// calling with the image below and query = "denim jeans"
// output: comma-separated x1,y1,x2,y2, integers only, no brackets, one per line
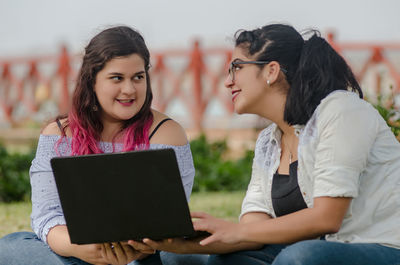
132,251,208,265
0,232,90,265
0,232,208,265
2,232,400,265
207,240,400,265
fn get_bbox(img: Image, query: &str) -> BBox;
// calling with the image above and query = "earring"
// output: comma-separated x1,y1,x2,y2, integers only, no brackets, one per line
267,80,270,86
92,105,98,111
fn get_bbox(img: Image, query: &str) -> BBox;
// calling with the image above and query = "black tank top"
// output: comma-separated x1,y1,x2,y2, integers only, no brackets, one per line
149,118,172,140
271,161,308,217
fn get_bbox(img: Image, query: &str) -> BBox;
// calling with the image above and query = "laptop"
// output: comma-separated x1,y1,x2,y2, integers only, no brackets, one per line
51,148,201,244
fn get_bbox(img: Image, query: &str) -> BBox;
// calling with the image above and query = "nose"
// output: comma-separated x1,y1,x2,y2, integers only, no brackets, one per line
121,80,136,95
224,74,234,89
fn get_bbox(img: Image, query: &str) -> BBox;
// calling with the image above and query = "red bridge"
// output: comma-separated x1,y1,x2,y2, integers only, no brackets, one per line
1,32,400,130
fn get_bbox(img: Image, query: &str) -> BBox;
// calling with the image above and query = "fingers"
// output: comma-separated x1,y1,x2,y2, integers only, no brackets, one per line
101,243,115,260
141,238,163,250
199,234,217,246
141,238,182,252
191,212,210,219
127,240,156,254
102,242,127,264
120,243,143,262
112,242,127,258
193,220,209,232
192,212,215,233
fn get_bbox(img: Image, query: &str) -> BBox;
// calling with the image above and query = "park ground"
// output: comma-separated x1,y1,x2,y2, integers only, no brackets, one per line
0,191,245,238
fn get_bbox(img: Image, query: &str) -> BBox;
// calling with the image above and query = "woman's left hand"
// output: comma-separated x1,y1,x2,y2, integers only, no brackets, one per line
191,212,243,246
101,242,147,265
130,238,192,254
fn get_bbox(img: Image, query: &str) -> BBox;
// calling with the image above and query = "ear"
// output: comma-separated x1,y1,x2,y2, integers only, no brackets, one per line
263,61,281,85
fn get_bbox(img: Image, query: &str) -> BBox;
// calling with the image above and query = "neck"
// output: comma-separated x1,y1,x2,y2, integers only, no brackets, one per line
100,120,124,142
278,122,295,137
254,90,288,126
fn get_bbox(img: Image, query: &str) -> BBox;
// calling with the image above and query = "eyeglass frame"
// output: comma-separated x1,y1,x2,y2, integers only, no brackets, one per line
228,60,287,82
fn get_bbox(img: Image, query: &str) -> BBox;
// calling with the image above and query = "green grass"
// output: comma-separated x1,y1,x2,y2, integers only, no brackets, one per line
0,191,245,238
0,201,32,237
189,191,245,222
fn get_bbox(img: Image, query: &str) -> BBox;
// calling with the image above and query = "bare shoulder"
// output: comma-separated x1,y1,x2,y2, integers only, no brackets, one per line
41,118,69,136
150,109,188,146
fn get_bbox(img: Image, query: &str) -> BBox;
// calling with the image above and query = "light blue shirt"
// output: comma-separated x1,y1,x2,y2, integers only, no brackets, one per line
30,135,195,244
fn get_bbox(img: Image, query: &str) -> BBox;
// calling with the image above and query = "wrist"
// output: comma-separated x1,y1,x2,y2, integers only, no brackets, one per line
237,223,249,242
54,242,76,258
182,238,202,254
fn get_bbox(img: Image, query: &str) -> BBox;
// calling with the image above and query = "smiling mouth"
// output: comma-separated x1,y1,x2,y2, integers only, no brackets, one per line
231,90,241,102
116,99,135,106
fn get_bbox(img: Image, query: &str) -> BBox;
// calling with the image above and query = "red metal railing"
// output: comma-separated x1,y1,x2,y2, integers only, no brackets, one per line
1,34,400,129
327,32,400,98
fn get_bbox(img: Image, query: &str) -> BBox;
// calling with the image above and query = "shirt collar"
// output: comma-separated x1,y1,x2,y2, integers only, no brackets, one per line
269,123,282,146
269,123,305,146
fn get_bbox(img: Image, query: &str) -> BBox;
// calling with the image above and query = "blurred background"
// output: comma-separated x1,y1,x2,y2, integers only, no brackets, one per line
1,0,400,151
1,0,400,235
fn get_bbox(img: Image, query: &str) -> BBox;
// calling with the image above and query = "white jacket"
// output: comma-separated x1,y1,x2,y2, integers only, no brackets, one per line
240,90,400,249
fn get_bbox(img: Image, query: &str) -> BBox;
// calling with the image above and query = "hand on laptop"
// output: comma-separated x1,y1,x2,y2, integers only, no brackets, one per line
133,237,191,254
100,242,148,264
192,211,242,246
70,243,108,265
128,240,157,254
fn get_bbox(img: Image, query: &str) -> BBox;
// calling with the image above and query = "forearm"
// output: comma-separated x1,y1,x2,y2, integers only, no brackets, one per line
141,237,262,255
47,225,76,257
184,239,262,254
240,198,350,244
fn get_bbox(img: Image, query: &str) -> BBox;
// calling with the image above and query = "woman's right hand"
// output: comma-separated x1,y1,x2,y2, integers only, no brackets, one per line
47,226,106,264
70,243,108,264
101,242,149,265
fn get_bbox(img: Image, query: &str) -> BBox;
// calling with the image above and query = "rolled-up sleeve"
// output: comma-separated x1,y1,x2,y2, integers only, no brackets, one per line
240,127,275,220
240,160,273,220
313,97,378,198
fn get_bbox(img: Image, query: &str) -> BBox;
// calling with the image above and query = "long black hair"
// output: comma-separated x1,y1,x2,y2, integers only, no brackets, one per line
235,24,362,125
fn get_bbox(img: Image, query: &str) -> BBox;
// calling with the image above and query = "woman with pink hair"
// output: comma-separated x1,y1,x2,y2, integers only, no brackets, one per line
0,26,205,265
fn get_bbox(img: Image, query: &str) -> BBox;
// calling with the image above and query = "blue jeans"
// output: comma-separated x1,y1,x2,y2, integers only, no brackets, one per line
132,251,208,265
207,240,400,265
0,232,90,265
0,232,208,265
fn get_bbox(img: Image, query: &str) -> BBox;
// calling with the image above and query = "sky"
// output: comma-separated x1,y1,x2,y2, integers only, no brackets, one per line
1,0,400,57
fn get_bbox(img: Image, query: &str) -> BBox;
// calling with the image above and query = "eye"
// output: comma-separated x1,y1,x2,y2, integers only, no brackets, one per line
133,74,145,81
110,76,122,81
229,64,242,74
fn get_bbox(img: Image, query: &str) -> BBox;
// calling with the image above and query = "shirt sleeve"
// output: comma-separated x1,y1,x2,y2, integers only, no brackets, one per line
240,128,274,220
30,136,66,245
240,160,273,220
313,95,379,198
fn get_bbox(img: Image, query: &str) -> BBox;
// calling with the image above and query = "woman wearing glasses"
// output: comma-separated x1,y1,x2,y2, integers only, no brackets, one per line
137,23,400,265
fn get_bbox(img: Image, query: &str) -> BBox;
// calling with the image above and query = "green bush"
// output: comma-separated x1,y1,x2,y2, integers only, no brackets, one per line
372,92,400,139
1,99,399,203
190,134,253,192
0,143,35,202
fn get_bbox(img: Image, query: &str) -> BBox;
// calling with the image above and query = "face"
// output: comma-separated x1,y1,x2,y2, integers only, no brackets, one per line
94,53,147,127
224,47,268,115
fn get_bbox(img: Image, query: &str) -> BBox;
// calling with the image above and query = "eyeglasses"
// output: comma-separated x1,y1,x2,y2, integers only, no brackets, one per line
228,60,287,82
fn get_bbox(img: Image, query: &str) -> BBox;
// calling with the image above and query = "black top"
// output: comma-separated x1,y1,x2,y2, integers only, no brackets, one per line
149,118,172,140
271,161,308,217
